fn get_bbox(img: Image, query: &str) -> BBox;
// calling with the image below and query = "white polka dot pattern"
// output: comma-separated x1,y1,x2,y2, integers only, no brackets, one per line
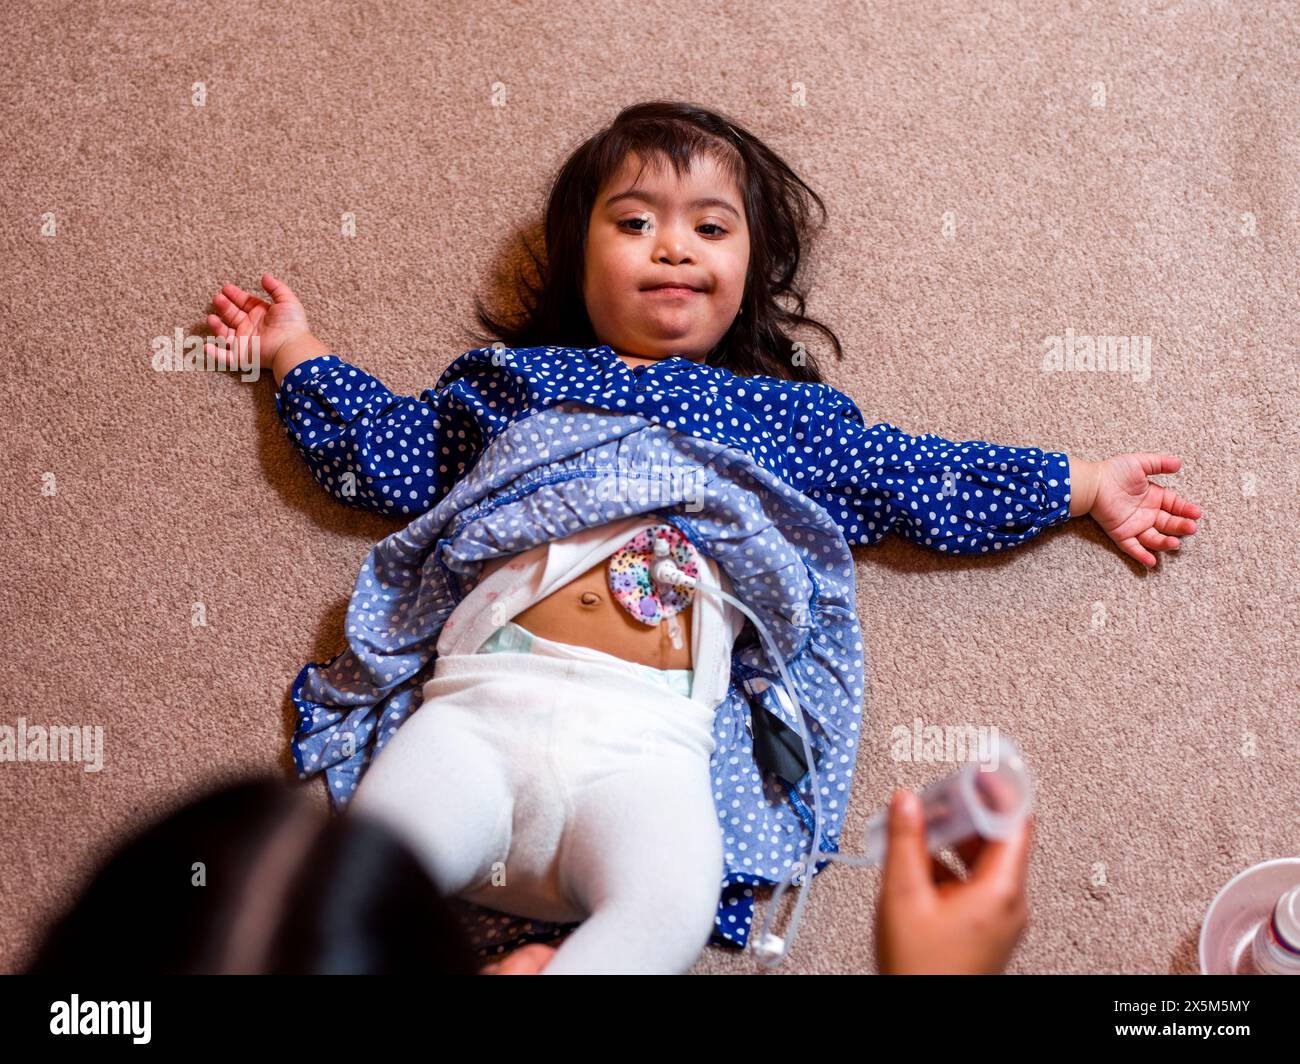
275,345,1074,961
273,344,1073,552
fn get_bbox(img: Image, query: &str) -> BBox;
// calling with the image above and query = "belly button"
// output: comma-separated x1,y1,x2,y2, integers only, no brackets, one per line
580,592,602,608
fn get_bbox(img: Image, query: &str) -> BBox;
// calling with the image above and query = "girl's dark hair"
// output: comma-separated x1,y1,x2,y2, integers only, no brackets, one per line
468,100,844,384
27,776,480,975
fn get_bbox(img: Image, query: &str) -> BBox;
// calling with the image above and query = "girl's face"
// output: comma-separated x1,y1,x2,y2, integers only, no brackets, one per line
583,151,750,364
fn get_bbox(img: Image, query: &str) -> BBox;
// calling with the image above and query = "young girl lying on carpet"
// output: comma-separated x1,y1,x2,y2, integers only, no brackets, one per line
206,101,1201,974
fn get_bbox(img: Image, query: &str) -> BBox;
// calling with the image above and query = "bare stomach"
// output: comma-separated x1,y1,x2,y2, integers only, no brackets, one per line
476,350,694,671
479,553,693,671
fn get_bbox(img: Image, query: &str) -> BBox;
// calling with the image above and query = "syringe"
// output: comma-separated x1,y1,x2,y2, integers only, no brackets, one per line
857,733,1035,867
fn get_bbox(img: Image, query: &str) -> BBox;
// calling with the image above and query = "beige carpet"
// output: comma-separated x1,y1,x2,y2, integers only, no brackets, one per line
2,0,1297,974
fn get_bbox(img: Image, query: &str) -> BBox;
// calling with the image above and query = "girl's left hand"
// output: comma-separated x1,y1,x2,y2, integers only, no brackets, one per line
1090,454,1202,567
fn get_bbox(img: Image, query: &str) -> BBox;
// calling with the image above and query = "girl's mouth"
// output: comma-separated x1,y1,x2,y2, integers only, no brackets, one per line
642,286,701,297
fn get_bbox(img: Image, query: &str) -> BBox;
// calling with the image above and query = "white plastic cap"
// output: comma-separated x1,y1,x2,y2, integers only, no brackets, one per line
1274,885,1300,951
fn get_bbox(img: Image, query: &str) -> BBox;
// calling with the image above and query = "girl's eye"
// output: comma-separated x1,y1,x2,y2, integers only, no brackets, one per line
617,218,728,237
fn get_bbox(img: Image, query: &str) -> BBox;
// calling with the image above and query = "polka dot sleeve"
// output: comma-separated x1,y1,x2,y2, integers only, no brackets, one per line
802,393,1074,554
273,354,483,516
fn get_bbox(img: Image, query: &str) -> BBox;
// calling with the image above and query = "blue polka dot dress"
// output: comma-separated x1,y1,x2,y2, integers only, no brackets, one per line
275,344,1074,553
274,344,1074,958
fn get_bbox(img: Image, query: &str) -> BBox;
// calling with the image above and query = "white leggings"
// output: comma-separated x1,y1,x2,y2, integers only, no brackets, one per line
348,636,726,974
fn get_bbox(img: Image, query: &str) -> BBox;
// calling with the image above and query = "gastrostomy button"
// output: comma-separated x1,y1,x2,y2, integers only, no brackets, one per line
606,523,700,630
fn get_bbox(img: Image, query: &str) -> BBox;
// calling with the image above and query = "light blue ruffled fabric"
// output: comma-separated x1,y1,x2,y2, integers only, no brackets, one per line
286,403,865,960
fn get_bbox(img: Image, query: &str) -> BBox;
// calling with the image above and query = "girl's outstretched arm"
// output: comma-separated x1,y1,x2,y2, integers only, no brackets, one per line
798,390,1198,563
272,351,482,516
205,274,481,516
823,421,1073,554
796,390,1075,555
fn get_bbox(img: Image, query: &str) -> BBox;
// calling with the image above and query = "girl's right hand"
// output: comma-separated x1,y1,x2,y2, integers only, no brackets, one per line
875,789,1033,974
205,273,311,374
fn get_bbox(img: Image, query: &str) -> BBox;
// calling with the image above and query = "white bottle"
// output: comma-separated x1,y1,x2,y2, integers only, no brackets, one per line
1250,885,1300,974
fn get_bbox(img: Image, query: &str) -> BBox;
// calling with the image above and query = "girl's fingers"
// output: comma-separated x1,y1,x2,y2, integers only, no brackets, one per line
1136,453,1181,475
1138,527,1179,552
203,340,236,370
1133,455,1202,523
213,291,247,328
261,272,296,304
1163,491,1202,519
207,283,274,371
221,282,257,311
1155,510,1196,536
1122,536,1157,567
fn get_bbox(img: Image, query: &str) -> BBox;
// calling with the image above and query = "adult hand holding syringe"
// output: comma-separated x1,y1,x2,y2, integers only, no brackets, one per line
872,739,1036,975
861,734,1035,867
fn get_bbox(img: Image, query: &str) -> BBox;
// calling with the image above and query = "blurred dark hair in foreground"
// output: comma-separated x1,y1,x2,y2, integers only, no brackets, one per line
27,775,480,975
